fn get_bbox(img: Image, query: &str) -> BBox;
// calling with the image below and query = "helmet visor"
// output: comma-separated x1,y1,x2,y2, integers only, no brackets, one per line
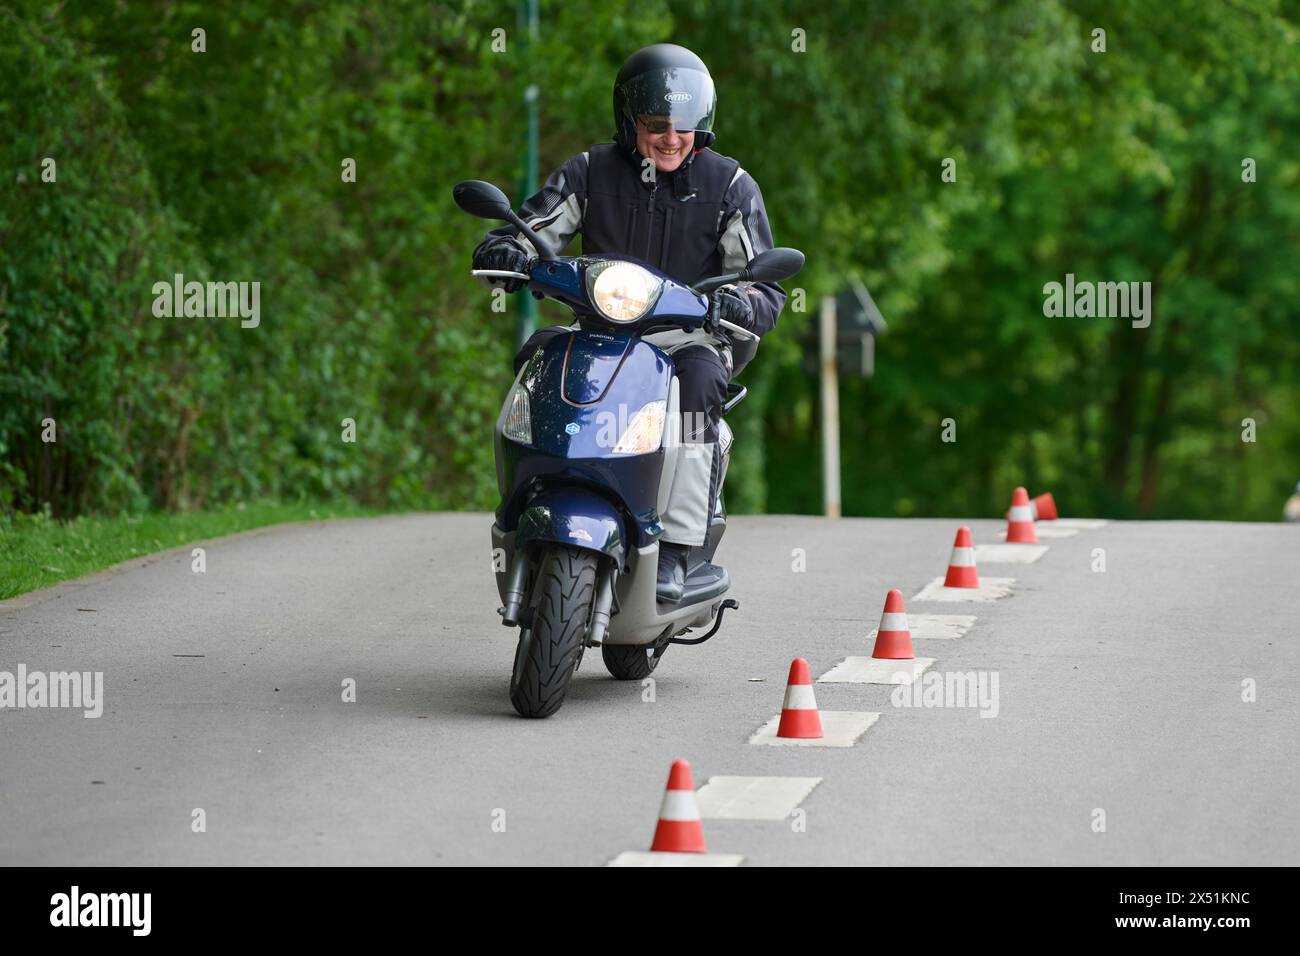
619,67,715,133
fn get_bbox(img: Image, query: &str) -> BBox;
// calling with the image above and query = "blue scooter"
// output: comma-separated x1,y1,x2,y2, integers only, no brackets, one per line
454,179,804,718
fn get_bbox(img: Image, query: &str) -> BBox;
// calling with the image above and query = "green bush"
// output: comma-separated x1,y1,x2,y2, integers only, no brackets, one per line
2,0,1297,524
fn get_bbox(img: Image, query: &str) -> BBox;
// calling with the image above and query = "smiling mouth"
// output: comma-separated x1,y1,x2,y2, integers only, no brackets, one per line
655,146,681,158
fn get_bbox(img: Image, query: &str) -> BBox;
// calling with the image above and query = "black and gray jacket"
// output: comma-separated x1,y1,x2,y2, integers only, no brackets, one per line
474,143,787,337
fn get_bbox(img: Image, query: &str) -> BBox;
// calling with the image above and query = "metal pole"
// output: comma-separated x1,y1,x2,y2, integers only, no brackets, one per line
820,294,841,518
516,0,540,350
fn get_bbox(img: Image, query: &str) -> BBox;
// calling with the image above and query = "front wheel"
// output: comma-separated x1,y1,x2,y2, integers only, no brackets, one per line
509,545,598,718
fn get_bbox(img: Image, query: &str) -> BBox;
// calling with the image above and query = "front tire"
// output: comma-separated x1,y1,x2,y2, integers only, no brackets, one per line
509,546,598,718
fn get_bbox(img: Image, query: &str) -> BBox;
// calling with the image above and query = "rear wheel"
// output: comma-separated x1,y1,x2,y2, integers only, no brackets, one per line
508,546,598,718
601,642,668,680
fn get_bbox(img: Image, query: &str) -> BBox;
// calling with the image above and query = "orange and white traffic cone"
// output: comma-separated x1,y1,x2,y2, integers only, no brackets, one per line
1007,491,1059,521
1005,486,1038,543
776,658,824,739
943,526,980,588
871,589,914,659
649,759,706,853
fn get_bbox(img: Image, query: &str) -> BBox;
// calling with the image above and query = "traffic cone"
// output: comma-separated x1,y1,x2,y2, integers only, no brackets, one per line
1007,491,1059,521
1005,486,1038,543
943,526,980,588
872,589,914,659
776,658,824,739
649,759,706,853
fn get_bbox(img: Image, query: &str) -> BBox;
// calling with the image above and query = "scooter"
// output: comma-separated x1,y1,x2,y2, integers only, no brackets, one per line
454,179,804,718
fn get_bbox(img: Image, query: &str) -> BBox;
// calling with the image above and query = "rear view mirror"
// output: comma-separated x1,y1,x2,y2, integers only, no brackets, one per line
691,246,806,296
744,247,805,283
453,180,514,220
453,179,557,261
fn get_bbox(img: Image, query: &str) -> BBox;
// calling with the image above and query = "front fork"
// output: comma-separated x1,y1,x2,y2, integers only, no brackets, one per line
499,546,531,627
585,564,617,647
499,543,618,648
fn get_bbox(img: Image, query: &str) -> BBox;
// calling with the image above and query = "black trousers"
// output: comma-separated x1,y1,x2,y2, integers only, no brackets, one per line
513,327,729,444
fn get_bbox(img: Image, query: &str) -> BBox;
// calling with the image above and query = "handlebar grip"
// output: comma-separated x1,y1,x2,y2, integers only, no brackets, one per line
718,318,758,341
471,269,532,280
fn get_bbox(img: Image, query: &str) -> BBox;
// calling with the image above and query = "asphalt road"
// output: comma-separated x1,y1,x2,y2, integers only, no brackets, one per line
2,514,1296,865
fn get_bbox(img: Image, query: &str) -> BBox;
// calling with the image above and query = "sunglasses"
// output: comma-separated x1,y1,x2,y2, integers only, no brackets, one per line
636,117,686,135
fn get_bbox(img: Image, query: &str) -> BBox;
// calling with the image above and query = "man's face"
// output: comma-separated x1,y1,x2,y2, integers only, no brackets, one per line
635,115,695,173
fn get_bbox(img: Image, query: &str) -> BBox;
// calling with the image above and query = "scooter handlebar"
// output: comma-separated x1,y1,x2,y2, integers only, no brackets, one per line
471,269,532,280
469,263,756,344
718,318,758,341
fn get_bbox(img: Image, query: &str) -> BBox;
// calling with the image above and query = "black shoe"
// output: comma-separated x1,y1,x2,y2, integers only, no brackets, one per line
680,561,730,605
656,542,689,604
688,562,727,589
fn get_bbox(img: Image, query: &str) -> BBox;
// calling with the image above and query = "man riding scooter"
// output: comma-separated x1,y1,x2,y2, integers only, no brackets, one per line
472,42,788,605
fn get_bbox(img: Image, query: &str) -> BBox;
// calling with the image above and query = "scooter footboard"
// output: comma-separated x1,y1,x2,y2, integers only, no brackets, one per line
603,543,717,645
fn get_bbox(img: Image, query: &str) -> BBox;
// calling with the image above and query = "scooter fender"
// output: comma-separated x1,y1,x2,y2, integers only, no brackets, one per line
515,488,626,567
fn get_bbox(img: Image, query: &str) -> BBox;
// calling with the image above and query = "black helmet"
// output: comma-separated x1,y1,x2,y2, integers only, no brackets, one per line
613,43,716,154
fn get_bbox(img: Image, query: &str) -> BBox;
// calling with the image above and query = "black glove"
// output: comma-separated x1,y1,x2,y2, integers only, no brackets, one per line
708,284,755,335
473,238,531,293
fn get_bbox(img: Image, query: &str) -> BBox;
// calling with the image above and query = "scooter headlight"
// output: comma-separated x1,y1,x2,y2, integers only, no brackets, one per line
502,384,532,444
586,260,662,322
612,400,667,455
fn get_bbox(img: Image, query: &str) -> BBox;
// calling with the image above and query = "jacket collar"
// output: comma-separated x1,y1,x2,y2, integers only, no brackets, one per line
619,142,704,201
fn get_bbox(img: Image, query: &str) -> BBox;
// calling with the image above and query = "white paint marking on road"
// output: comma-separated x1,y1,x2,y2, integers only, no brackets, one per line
608,851,745,867
1051,518,1109,529
695,775,822,820
998,527,1078,539
974,543,1049,563
912,576,1016,603
817,656,936,685
883,614,977,639
748,710,879,748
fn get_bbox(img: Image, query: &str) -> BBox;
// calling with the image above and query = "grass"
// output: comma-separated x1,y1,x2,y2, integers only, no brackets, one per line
0,500,385,600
